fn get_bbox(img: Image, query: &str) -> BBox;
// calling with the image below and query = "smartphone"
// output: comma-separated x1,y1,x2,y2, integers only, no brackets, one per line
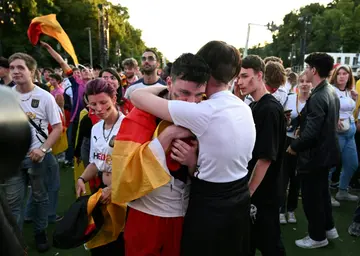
284,109,292,114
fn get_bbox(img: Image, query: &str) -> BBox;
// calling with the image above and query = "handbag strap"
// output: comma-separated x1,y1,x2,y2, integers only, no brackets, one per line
28,117,48,140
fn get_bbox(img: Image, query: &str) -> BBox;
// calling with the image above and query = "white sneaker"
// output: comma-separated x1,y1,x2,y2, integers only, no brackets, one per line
295,236,329,249
287,212,297,224
280,213,287,224
326,228,339,240
335,190,359,201
331,196,340,207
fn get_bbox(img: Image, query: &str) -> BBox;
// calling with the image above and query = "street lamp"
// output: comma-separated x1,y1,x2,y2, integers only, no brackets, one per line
243,22,278,57
85,27,93,68
298,16,311,67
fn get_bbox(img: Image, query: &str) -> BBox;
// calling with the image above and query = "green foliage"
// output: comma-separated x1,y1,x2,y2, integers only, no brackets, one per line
248,0,360,67
0,0,164,68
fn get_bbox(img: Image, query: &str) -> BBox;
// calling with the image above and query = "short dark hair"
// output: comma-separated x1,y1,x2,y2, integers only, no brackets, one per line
305,53,334,78
242,55,265,77
0,57,9,68
93,64,103,70
264,56,282,64
143,49,159,61
49,73,62,83
99,68,123,100
196,41,241,84
9,53,37,72
161,62,172,80
43,67,54,73
171,53,210,85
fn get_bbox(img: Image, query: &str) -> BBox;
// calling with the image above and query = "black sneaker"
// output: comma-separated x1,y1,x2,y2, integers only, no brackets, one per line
55,215,64,222
48,215,64,224
35,231,50,253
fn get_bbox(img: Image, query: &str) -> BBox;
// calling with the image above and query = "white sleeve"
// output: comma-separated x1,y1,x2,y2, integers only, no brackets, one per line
124,86,134,99
168,100,213,137
45,94,61,126
148,138,170,174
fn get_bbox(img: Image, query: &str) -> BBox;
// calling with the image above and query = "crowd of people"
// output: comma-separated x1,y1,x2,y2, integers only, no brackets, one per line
0,40,359,256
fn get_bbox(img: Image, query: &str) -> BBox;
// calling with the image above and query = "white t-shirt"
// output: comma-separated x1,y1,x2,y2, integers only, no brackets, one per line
128,138,190,217
13,85,61,152
272,86,288,106
334,87,356,122
284,94,306,138
63,78,73,103
89,114,124,172
124,78,166,100
168,90,256,183
243,86,288,106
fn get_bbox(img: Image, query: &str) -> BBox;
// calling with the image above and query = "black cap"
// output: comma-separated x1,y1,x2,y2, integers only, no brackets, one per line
0,57,9,68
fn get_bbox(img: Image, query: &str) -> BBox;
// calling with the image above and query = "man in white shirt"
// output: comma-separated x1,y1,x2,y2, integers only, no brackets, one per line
130,41,256,256
0,53,62,253
123,53,210,256
124,49,166,100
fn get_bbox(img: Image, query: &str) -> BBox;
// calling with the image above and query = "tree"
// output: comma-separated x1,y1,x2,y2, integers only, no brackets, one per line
247,1,360,67
0,0,165,68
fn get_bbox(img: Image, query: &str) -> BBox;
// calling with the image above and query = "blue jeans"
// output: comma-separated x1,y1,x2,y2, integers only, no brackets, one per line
330,122,358,190
0,154,52,234
25,153,60,222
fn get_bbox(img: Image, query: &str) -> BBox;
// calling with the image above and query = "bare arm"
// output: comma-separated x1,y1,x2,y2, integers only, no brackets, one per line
43,123,62,150
156,125,194,151
131,86,172,121
40,41,71,73
248,159,272,196
80,163,99,181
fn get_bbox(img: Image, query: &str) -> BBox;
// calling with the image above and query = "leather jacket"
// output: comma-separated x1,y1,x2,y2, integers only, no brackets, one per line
291,79,340,173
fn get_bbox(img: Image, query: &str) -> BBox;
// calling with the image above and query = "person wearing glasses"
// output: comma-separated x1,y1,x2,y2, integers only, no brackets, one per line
124,49,166,100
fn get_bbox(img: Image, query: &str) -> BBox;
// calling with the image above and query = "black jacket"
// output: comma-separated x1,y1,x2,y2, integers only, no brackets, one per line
291,80,340,173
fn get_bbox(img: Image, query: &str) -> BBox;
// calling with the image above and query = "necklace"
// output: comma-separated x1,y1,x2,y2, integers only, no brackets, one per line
102,111,120,142
20,86,35,102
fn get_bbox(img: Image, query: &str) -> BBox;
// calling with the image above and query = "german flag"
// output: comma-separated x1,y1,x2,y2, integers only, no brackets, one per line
111,108,171,206
85,189,126,249
27,14,79,65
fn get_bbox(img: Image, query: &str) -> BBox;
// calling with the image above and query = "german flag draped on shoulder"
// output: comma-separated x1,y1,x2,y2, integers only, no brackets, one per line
85,107,171,249
111,108,171,205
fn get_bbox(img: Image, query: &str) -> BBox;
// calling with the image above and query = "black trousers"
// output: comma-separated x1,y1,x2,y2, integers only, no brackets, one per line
181,177,250,256
280,137,300,213
90,232,125,256
249,201,286,256
300,170,335,241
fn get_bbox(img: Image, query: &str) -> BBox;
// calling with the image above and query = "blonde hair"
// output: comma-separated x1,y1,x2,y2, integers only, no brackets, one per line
329,65,355,90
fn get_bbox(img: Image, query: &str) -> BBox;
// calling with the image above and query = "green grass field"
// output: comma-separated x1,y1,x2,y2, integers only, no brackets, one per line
23,167,360,256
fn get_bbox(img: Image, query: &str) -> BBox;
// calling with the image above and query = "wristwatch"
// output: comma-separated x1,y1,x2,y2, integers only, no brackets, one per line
40,147,47,154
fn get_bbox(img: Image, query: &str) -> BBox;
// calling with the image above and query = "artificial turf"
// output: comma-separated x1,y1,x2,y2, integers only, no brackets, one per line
23,167,360,256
